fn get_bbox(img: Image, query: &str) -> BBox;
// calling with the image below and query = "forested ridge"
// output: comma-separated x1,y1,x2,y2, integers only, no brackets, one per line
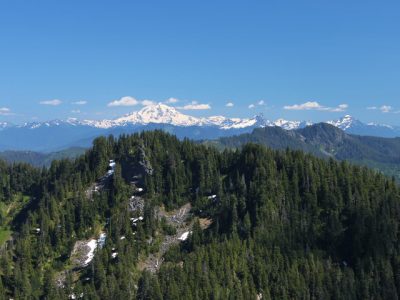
0,147,87,167
205,123,400,181
0,130,400,299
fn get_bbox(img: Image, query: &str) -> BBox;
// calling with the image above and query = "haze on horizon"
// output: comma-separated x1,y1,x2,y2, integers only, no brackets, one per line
0,1,399,125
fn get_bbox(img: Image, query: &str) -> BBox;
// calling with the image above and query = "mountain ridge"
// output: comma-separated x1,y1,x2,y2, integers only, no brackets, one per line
1,103,399,151
205,122,400,180
11,103,400,134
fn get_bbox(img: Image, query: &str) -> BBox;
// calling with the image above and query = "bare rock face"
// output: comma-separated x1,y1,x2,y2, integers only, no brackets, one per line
136,146,153,176
70,233,106,269
129,195,144,213
122,145,153,185
139,203,193,273
70,239,97,268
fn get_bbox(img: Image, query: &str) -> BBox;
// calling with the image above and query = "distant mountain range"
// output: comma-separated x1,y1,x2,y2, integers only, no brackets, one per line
205,123,400,181
0,103,399,151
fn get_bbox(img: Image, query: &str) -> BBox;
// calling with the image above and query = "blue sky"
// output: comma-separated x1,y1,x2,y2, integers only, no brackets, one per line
0,0,400,125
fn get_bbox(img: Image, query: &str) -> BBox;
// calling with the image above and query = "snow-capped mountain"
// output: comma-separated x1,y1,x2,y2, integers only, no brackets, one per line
2,104,399,134
81,103,309,130
327,115,400,137
327,115,364,130
0,103,399,151
0,103,316,132
113,104,203,127
18,119,80,129
272,119,313,130
83,103,267,129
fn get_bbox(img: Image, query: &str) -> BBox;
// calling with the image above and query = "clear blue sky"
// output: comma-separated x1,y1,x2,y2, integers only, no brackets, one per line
1,0,399,125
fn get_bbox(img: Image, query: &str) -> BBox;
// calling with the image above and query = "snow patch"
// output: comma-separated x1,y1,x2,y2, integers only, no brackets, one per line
69,293,84,299
106,159,116,176
178,231,191,241
327,115,356,130
131,216,144,223
84,239,97,265
98,232,107,248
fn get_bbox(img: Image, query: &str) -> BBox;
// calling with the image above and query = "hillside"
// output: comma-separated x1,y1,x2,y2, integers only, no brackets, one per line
0,131,400,298
0,147,87,167
206,123,400,180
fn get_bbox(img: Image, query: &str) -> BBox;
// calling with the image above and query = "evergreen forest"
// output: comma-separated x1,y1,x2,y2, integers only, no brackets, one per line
0,130,399,299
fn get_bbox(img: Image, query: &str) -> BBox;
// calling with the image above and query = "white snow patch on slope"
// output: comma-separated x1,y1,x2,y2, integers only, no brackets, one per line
84,239,97,265
178,231,191,241
327,115,355,130
98,232,107,248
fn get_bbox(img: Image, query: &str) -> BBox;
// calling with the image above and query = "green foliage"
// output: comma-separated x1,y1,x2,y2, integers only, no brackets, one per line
0,130,399,299
0,228,11,246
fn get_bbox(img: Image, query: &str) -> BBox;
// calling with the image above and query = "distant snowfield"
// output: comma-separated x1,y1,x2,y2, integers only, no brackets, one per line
1,104,399,153
83,103,268,129
8,105,398,134
46,104,398,136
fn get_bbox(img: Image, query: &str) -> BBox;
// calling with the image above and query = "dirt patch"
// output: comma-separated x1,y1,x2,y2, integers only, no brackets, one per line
138,203,193,273
199,218,213,229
